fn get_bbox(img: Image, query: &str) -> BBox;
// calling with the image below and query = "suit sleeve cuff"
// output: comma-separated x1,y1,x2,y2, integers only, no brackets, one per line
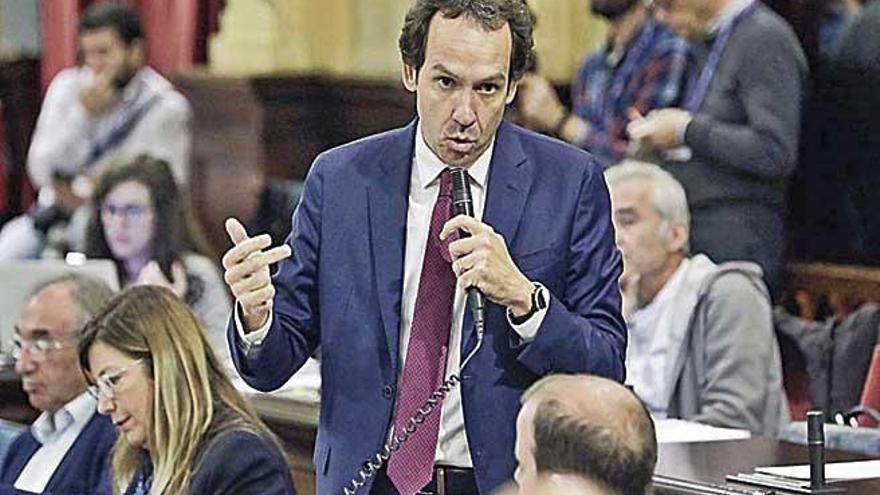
506,285,549,341
234,303,272,348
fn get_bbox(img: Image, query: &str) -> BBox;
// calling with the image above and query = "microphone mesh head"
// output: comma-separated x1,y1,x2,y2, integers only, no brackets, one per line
450,167,471,206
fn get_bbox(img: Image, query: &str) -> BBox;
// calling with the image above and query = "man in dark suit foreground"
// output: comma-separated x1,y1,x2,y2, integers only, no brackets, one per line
222,1,627,494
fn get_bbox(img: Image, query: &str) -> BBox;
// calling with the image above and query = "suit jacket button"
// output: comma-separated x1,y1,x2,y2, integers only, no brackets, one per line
383,385,394,399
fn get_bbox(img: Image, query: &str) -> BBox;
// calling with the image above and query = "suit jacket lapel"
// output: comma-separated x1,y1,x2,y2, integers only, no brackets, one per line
367,120,416,379
463,122,533,351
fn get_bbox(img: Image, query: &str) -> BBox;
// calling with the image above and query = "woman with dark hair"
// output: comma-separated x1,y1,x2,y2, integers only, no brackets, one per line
84,155,231,364
78,286,296,495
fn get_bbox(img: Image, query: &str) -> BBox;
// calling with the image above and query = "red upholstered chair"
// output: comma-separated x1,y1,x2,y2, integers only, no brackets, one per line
856,345,880,427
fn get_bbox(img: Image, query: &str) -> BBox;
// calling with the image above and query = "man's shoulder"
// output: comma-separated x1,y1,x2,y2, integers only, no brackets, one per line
696,257,770,308
43,67,86,97
737,4,803,51
505,122,602,175
319,124,411,163
78,412,117,448
139,67,191,115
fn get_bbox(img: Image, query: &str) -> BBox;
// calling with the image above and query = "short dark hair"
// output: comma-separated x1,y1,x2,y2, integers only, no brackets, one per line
78,3,144,45
532,398,658,495
399,0,535,82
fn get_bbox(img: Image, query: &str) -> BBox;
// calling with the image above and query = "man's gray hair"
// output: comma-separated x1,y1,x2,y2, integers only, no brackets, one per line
29,273,115,337
605,160,691,231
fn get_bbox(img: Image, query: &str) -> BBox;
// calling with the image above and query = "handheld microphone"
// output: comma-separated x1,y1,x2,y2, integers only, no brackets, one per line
449,167,486,334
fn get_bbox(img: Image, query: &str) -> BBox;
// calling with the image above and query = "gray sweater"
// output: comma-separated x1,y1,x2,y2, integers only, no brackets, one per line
669,3,808,208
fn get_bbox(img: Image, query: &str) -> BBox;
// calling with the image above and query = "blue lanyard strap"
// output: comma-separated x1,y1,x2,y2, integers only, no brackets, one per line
593,21,657,120
684,1,756,113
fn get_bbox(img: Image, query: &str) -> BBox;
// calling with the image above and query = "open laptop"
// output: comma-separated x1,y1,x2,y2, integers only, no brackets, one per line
0,259,119,354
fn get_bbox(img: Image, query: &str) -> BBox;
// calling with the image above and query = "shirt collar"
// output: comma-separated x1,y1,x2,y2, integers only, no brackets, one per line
80,66,148,104
709,0,754,34
31,391,97,445
414,120,492,191
631,257,691,321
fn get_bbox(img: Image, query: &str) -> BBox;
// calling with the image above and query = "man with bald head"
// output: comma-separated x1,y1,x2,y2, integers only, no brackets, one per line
1,274,116,494
514,374,657,495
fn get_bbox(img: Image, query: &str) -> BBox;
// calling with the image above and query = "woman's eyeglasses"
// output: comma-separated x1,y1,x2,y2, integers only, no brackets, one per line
88,358,145,400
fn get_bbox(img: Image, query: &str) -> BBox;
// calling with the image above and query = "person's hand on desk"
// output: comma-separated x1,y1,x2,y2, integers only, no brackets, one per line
222,217,291,332
440,215,535,318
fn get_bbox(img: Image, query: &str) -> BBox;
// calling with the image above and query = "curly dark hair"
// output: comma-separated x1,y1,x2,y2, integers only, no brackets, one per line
399,0,535,82
84,155,212,289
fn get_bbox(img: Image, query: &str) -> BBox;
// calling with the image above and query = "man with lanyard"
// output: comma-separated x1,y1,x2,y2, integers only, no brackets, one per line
627,0,807,296
0,3,191,259
516,0,691,168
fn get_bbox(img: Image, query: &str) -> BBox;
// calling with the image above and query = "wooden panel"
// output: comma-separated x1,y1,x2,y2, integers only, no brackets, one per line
0,58,40,218
174,71,414,256
788,262,880,319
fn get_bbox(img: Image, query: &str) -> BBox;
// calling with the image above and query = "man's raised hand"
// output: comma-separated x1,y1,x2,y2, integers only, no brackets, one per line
222,218,291,331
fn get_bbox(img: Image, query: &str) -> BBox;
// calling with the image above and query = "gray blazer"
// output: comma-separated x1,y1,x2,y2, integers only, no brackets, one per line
664,255,789,437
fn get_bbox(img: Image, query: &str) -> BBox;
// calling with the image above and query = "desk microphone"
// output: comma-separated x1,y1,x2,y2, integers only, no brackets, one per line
808,410,826,488
449,167,486,334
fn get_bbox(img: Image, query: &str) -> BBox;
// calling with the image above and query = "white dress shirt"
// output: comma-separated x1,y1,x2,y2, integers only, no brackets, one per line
237,122,548,468
625,258,689,416
27,65,192,190
15,391,98,492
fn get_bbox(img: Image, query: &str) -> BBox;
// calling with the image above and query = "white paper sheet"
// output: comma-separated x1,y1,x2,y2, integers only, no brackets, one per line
654,418,752,443
756,460,880,481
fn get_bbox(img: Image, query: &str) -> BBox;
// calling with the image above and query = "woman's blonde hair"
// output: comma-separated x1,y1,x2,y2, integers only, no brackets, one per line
78,286,280,494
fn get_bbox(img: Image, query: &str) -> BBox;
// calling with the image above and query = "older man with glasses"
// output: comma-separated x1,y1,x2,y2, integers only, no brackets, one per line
1,274,116,495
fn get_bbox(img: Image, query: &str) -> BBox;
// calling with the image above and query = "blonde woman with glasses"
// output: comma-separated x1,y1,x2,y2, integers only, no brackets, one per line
77,285,296,495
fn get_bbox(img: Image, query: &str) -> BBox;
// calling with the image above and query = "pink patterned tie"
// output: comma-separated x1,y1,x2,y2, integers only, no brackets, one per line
387,169,457,495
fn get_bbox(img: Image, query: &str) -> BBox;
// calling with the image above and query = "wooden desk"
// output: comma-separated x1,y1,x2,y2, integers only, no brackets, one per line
656,437,880,494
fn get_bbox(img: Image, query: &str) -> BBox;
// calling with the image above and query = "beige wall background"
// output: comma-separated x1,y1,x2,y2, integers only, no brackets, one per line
209,0,608,83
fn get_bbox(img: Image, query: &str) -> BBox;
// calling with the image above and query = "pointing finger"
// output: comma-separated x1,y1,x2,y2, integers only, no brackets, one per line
225,217,250,246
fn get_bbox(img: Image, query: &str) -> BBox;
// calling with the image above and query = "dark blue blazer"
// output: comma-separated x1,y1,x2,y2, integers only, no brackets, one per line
0,413,115,495
121,429,296,495
228,120,627,494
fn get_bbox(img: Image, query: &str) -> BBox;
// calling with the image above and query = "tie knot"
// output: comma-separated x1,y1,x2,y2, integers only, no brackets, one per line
438,168,453,199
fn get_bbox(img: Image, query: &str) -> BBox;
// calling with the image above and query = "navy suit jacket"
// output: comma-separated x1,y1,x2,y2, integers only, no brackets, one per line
121,429,296,495
229,120,627,494
0,413,115,495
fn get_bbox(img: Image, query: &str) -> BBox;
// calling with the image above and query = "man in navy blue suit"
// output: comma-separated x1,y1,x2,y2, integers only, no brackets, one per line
222,1,627,494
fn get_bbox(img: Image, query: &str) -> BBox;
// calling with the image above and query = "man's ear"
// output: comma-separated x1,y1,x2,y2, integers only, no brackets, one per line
666,222,689,254
128,39,146,67
505,78,520,104
401,64,418,92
